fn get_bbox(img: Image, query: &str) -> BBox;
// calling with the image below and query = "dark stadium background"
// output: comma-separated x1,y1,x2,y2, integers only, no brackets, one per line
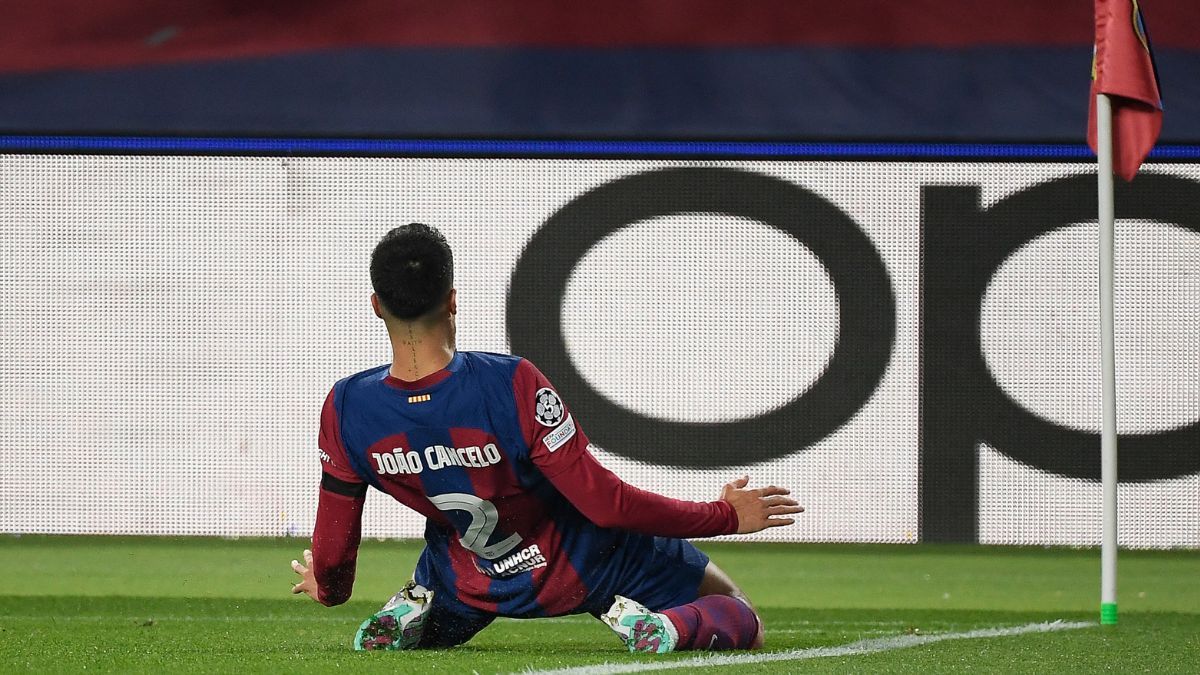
2,0,1199,140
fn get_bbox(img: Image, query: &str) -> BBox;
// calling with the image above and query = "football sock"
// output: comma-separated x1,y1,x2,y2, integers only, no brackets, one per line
661,595,760,650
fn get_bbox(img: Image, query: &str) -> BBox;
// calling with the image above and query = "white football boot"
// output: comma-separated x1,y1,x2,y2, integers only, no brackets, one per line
353,581,434,651
601,595,678,654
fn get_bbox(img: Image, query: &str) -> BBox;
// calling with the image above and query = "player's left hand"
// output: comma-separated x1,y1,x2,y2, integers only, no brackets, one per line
720,475,805,534
290,549,320,602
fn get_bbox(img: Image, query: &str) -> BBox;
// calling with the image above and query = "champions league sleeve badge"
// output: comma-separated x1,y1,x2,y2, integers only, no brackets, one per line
534,388,566,427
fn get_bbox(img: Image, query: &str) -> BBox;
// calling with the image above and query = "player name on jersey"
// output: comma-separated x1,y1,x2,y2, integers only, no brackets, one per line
370,443,503,475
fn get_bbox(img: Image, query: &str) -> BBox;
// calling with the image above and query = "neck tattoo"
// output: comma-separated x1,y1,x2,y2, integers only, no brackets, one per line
405,325,420,375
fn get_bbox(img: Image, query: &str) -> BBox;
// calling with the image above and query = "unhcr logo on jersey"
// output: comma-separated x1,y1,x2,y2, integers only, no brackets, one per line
478,543,548,578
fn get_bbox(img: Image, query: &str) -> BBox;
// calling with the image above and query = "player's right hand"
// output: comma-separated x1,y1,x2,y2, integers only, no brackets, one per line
290,549,320,603
719,475,804,534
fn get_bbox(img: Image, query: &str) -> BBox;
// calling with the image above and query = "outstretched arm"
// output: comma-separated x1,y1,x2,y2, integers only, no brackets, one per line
543,447,737,537
306,474,367,605
292,388,367,606
513,359,802,538
293,478,365,605
544,451,802,537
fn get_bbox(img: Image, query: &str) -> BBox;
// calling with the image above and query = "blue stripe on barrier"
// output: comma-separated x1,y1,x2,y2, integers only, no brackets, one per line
1,135,1198,160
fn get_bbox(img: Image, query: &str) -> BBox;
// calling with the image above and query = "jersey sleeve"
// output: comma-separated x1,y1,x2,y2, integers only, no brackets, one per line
311,387,367,606
513,360,738,538
513,359,592,476
318,387,362,484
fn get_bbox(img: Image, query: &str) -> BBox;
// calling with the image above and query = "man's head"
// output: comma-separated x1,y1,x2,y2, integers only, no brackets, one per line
370,223,455,323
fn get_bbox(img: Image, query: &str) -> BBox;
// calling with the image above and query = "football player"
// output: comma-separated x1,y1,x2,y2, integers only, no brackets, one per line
290,223,803,652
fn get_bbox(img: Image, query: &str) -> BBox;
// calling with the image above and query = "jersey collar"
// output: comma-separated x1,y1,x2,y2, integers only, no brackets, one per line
382,351,464,391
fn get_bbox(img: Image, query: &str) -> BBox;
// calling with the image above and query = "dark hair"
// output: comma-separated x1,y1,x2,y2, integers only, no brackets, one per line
370,223,454,320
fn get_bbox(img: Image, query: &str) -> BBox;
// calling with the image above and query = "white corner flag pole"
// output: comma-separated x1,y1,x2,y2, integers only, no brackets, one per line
1096,92,1119,627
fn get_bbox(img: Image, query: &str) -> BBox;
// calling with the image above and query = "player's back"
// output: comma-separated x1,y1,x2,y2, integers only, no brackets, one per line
323,351,625,617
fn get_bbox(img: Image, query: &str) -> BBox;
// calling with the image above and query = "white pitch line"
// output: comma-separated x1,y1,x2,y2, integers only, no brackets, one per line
520,620,1092,675
763,624,897,629
0,614,354,623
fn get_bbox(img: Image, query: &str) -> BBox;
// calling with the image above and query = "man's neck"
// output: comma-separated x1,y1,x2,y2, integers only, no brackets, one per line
387,322,455,382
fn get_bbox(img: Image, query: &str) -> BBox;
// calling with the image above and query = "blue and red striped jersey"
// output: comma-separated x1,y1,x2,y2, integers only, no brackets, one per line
311,350,737,616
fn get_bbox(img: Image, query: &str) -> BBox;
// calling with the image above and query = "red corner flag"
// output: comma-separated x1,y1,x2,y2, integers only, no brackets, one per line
1087,0,1163,181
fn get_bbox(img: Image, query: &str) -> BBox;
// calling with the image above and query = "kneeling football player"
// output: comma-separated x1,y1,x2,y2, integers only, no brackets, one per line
289,223,804,653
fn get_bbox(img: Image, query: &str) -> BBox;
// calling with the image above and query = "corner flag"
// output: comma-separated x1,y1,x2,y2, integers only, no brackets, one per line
1087,0,1163,181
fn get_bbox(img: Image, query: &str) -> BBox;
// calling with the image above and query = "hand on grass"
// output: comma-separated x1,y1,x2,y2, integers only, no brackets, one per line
720,475,804,534
290,549,319,602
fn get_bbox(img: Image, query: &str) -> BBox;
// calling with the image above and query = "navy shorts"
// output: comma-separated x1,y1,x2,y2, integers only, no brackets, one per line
413,535,709,648
581,534,710,615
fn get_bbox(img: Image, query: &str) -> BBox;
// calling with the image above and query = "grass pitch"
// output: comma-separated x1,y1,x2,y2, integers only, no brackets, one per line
1,536,1198,673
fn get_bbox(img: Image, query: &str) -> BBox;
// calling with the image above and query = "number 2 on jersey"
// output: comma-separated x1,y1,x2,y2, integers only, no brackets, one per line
428,493,522,560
